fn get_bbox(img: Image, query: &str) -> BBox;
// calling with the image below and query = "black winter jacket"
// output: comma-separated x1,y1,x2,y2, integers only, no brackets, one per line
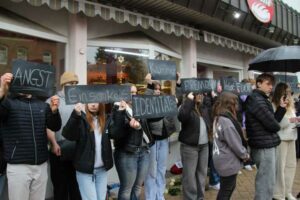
62,110,113,174
0,95,61,165
178,99,211,146
109,108,154,152
147,116,176,140
144,84,177,140
0,129,6,174
245,89,286,149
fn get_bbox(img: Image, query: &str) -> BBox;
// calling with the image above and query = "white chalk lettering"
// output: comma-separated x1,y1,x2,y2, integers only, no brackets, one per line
14,68,53,88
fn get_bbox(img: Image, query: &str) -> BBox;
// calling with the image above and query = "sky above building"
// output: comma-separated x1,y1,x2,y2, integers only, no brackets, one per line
281,0,300,12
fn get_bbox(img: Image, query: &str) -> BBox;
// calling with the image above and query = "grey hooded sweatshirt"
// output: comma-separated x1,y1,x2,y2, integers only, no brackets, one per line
212,116,248,177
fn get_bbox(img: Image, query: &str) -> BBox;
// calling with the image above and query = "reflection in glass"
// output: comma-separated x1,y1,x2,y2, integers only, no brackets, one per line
0,44,8,65
17,47,28,60
87,47,149,93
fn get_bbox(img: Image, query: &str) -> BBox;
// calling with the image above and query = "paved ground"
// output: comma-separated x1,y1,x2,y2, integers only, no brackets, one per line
158,161,300,200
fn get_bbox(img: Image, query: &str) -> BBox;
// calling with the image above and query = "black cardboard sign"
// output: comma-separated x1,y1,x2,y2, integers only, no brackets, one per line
221,78,252,95
181,78,217,93
148,59,176,80
132,95,178,119
10,59,56,97
274,75,300,93
65,85,131,105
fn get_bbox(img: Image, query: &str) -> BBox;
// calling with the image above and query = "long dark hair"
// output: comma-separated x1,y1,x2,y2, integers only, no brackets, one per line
272,82,293,112
212,92,238,122
272,82,289,107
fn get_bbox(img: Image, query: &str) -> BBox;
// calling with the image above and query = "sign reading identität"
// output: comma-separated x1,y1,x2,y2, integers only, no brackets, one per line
132,95,178,119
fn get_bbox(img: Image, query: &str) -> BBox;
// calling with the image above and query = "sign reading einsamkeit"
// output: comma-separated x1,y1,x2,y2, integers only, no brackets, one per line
65,85,131,104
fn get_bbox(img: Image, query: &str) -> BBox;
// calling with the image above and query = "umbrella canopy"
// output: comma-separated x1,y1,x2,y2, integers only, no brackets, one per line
248,45,300,72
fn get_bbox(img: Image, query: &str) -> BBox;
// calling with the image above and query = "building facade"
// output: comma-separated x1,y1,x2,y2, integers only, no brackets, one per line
0,0,299,199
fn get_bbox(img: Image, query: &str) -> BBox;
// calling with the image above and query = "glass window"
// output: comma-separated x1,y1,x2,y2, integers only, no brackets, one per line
87,46,149,93
0,44,8,65
43,51,52,64
0,30,65,89
17,47,28,60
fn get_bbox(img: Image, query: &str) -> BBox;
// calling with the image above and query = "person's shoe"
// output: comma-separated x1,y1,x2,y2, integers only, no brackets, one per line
244,165,253,171
238,170,242,175
286,193,297,200
208,183,220,190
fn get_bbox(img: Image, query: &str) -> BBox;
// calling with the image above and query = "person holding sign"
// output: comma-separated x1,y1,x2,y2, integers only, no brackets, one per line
46,72,82,200
272,83,298,200
212,92,249,200
245,73,287,200
109,85,154,200
178,92,211,200
62,102,113,200
0,73,62,200
144,73,177,200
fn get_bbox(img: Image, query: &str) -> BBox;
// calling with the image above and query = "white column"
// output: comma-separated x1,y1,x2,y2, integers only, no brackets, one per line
67,14,87,84
181,38,197,78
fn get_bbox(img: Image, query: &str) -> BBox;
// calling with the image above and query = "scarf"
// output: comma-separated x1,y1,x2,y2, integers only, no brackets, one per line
220,112,248,148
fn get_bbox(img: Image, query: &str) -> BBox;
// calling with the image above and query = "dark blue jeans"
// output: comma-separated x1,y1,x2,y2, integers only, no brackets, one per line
114,149,150,200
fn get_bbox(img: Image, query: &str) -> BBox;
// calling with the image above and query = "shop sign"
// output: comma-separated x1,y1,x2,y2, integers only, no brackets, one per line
247,0,274,23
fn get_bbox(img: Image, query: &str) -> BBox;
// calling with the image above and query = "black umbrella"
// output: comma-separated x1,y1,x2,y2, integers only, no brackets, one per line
248,45,300,73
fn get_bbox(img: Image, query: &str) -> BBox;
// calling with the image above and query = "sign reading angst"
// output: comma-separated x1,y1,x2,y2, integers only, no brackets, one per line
10,59,56,97
132,95,178,119
65,85,131,104
181,78,217,93
148,59,177,80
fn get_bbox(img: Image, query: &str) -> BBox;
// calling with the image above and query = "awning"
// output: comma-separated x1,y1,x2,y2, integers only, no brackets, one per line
203,31,262,55
9,0,200,40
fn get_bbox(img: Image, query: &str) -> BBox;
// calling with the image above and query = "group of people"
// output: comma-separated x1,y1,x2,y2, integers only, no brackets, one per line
0,70,299,200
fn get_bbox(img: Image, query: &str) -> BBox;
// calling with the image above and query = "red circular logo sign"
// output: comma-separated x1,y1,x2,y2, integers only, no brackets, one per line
247,0,274,23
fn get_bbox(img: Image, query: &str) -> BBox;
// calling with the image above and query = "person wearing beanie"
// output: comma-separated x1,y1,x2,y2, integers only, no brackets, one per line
47,71,81,200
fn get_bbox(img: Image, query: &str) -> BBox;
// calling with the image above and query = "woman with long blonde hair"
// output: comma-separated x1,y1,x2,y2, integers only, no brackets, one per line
62,103,113,200
272,83,298,200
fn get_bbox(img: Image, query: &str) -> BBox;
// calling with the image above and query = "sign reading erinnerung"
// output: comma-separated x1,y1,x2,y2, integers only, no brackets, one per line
132,95,178,119
65,85,131,104
181,78,218,93
10,59,56,97
247,0,274,23
148,59,177,80
221,78,252,95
